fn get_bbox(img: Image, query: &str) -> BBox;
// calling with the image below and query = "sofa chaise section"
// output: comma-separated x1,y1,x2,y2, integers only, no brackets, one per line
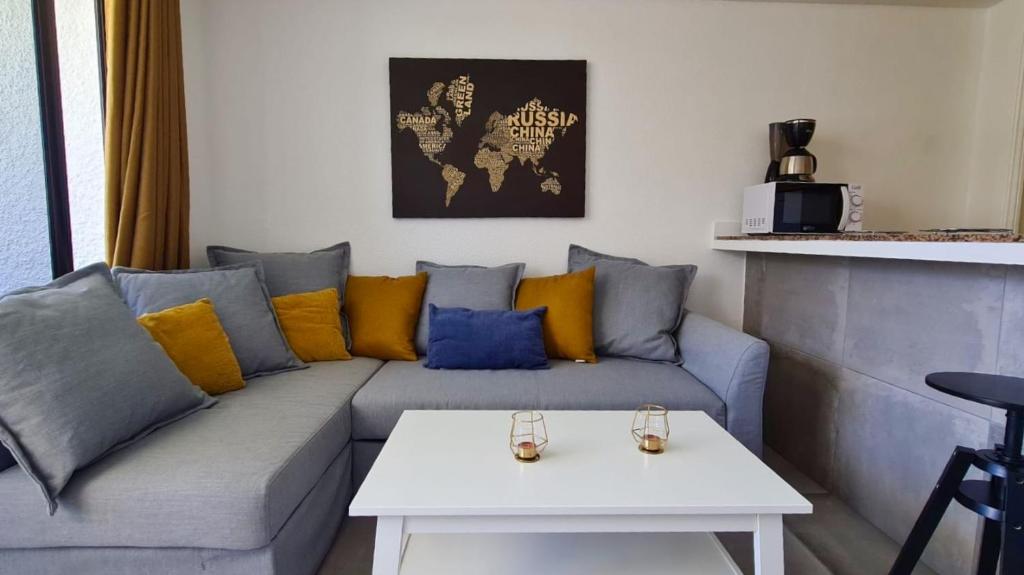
0,359,383,575
0,447,352,575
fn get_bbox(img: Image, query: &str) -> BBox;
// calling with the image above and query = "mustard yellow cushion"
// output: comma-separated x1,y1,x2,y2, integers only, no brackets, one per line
272,288,351,362
515,267,597,363
138,298,245,395
345,273,428,361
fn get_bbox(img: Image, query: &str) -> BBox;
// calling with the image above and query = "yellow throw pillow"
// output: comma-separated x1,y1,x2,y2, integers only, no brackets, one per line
345,273,428,361
272,288,351,362
515,267,597,363
138,298,245,395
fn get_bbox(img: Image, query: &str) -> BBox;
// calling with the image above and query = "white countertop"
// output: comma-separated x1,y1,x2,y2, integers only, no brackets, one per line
711,222,1024,266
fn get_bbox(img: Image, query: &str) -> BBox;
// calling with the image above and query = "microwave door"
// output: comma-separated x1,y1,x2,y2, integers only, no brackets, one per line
774,188,844,233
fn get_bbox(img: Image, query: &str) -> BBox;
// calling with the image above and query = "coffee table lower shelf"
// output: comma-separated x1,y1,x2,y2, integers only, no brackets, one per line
396,531,742,575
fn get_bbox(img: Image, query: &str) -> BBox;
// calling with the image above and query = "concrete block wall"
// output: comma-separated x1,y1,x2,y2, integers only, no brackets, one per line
744,253,1020,575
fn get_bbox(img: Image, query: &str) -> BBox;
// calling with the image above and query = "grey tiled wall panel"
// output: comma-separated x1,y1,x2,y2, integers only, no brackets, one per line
764,344,841,491
843,259,1003,418
756,254,849,364
989,422,1007,447
998,266,1024,379
743,254,766,337
833,368,987,575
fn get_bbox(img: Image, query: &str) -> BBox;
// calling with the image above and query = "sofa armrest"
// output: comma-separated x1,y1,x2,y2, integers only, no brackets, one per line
677,311,769,457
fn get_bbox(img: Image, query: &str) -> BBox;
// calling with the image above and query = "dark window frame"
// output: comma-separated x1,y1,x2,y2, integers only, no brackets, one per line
94,0,106,122
31,0,106,277
31,0,74,278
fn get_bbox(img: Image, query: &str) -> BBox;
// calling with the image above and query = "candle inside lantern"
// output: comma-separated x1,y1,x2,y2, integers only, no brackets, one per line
516,441,538,460
641,434,664,453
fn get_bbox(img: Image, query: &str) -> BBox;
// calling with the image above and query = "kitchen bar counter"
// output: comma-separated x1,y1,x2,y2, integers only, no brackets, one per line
716,231,1021,242
711,223,1024,265
741,243,1020,575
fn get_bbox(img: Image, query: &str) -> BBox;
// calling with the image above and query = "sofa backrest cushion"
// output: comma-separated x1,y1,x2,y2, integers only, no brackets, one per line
206,242,351,300
0,263,215,515
207,242,352,348
414,261,525,355
113,262,305,378
567,244,697,363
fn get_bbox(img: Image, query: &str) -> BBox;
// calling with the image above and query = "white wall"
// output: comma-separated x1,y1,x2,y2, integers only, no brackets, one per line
966,0,1024,227
0,0,52,293
181,0,985,327
0,0,104,293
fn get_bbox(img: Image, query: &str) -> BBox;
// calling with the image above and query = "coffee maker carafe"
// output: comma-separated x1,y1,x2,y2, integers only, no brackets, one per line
778,118,817,182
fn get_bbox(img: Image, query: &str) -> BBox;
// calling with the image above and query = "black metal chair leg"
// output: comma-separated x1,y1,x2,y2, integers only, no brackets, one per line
1001,467,1024,575
977,474,1004,575
977,518,1002,575
889,446,976,575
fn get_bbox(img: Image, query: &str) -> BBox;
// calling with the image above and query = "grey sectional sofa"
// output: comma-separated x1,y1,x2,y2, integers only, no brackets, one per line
0,311,767,575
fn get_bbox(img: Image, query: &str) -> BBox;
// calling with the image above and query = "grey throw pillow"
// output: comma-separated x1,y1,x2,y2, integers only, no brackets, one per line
567,245,697,362
414,261,526,355
206,242,350,300
113,262,304,378
206,242,351,347
0,263,214,514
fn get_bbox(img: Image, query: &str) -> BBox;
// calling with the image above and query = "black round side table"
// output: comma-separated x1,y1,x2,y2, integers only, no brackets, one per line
890,372,1024,575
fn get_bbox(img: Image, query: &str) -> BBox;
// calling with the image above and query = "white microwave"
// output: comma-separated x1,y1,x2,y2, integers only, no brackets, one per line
742,182,863,234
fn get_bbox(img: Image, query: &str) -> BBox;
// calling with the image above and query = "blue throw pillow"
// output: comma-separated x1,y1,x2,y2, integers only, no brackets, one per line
426,305,549,370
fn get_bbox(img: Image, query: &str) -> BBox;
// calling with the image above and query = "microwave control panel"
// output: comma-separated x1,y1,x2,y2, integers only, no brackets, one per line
845,184,864,231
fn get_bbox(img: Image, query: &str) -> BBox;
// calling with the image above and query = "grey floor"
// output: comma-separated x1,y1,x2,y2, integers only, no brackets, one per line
318,516,375,575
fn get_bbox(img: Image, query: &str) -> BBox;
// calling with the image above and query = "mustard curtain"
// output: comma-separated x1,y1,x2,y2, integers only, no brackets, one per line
104,0,189,269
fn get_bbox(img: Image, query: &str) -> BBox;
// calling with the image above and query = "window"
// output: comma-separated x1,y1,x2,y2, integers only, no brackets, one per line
55,0,105,269
0,0,104,293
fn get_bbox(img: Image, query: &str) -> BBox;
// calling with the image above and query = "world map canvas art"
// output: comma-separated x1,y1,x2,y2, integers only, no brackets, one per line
390,58,586,218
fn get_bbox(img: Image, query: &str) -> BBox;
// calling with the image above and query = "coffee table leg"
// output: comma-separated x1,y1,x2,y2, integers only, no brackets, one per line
753,514,784,575
373,516,405,575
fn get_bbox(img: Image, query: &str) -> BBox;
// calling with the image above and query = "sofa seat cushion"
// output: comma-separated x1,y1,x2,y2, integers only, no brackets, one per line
351,358,725,441
0,359,382,551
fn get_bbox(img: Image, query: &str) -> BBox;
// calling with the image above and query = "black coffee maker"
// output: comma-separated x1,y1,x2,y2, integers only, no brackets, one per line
764,118,817,183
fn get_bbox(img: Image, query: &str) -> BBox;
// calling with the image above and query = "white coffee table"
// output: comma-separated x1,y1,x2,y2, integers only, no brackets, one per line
349,411,811,575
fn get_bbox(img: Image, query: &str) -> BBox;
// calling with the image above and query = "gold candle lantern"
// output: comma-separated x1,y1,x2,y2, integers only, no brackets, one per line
510,411,548,463
632,404,670,454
